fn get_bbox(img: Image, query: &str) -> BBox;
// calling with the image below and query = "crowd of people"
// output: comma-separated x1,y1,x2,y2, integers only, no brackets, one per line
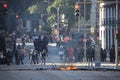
4,34,120,65
58,43,95,63
5,34,49,65
58,41,120,63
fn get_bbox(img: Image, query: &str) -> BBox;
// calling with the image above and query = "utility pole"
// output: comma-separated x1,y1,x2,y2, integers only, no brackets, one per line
115,0,119,69
83,0,87,63
57,7,60,40
78,0,80,32
57,7,60,30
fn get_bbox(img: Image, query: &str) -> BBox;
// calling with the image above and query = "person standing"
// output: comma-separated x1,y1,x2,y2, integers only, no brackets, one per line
41,49,47,65
110,45,115,63
31,50,37,64
15,49,19,65
58,46,64,60
29,47,34,60
79,46,84,62
69,46,74,62
103,49,107,62
86,46,91,62
42,35,49,53
17,49,24,65
6,50,12,65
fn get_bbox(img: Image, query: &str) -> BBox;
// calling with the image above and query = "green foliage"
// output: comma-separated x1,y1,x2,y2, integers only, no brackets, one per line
28,5,38,14
46,0,92,28
7,0,92,33
42,25,52,34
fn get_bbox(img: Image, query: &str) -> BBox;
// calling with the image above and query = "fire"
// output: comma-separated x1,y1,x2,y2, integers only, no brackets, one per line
59,65,78,70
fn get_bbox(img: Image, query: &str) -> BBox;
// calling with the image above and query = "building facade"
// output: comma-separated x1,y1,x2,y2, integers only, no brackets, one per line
98,0,120,51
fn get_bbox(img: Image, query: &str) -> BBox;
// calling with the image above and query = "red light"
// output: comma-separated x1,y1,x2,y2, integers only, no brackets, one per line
75,3,80,10
16,15,19,19
3,3,8,9
116,31,119,34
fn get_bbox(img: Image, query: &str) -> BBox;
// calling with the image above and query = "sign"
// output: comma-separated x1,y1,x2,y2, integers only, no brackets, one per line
90,26,94,34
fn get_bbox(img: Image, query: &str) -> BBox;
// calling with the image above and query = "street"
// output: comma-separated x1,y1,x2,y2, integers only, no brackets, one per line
0,42,120,80
0,70,120,80
15,43,64,64
0,0,120,80
1,42,120,68
15,42,120,67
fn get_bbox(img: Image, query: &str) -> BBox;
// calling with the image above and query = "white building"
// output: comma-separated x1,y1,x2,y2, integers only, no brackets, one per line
98,0,120,50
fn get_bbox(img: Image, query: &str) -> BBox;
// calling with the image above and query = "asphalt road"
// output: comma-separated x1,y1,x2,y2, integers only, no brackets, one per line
15,43,62,64
0,43,120,80
0,70,120,80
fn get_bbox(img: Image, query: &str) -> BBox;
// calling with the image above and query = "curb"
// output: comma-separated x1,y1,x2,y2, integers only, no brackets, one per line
0,66,120,71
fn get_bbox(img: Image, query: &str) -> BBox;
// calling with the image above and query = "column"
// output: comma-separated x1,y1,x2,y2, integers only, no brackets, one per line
103,7,106,49
110,7,113,47
106,7,110,50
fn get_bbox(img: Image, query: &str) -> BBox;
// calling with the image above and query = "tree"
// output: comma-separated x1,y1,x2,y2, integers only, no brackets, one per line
47,0,91,28
6,0,92,33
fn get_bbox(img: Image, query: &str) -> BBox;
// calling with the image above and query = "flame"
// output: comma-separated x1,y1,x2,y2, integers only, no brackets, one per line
59,65,78,70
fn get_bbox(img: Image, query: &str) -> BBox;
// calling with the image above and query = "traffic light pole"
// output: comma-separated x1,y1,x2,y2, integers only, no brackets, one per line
57,7,60,40
57,7,60,30
77,0,80,32
83,0,87,63
115,0,119,69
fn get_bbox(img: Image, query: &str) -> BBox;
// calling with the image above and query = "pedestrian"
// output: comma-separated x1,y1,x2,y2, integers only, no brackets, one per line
17,49,24,65
100,48,104,62
58,46,64,60
91,46,95,62
41,49,47,65
6,50,12,65
79,46,84,62
42,35,49,53
21,37,25,48
15,49,19,65
29,47,34,60
64,47,69,63
31,50,37,64
86,46,91,62
17,43,21,50
49,35,53,43
109,45,115,62
69,46,74,62
21,48,26,60
103,49,107,62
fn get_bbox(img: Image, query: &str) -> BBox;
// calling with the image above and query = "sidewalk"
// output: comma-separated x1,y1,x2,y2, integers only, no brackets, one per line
0,62,120,71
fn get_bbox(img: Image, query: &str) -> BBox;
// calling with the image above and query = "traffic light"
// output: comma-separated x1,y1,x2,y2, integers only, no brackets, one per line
115,30,120,39
75,3,80,16
16,15,19,19
0,1,8,15
75,9,79,16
